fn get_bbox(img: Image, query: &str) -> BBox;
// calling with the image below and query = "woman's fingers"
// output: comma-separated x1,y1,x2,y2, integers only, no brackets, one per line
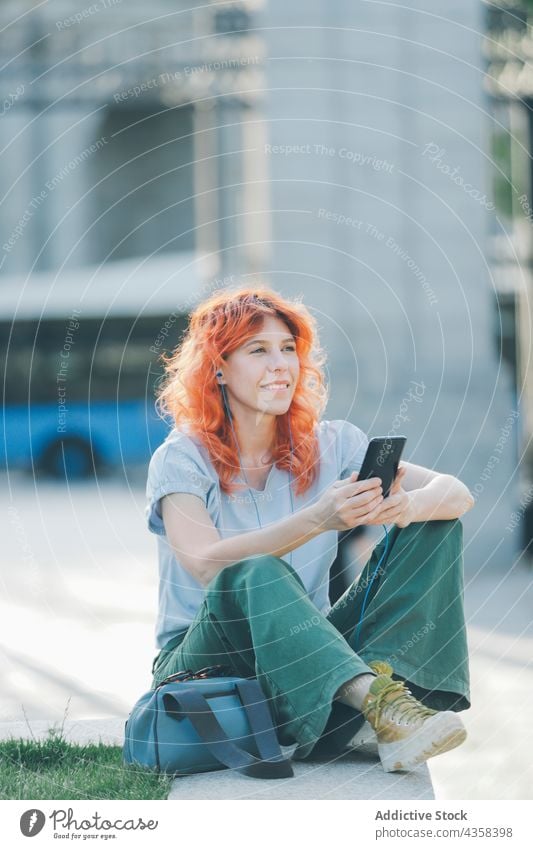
371,498,404,522
338,476,382,496
357,487,383,505
360,491,404,523
373,494,400,515
349,483,383,504
349,492,384,518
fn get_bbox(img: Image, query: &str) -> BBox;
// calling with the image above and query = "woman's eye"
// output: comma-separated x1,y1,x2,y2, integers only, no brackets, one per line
250,345,296,354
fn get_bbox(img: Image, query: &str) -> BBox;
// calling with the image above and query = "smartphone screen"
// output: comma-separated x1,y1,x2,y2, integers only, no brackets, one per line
357,436,406,498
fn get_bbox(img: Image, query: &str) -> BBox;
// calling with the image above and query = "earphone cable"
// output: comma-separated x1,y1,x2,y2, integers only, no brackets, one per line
352,523,389,651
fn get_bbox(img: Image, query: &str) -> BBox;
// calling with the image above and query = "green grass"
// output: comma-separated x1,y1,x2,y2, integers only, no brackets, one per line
0,724,173,800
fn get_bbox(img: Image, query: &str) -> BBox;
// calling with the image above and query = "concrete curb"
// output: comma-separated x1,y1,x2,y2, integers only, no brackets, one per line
168,745,435,800
0,719,435,800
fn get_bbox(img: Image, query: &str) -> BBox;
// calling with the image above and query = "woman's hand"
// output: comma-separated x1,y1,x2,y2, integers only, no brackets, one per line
364,465,414,527
311,472,385,532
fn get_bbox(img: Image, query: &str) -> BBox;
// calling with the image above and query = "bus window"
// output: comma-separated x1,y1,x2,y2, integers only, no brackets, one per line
1,313,189,476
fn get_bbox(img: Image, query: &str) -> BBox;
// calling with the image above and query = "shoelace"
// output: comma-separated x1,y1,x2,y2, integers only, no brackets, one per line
368,679,437,730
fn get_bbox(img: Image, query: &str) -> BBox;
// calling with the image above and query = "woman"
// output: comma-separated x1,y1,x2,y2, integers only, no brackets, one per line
146,286,474,773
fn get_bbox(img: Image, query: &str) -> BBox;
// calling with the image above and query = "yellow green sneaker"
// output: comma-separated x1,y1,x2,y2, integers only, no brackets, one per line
361,660,467,772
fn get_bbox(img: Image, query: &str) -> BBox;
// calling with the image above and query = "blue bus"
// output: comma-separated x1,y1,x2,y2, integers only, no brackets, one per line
1,252,216,478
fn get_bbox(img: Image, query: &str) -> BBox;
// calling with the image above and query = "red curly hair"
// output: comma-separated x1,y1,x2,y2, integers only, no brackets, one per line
156,286,328,496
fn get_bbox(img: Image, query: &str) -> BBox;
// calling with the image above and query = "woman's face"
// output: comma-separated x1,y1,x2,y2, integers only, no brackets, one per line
220,315,300,420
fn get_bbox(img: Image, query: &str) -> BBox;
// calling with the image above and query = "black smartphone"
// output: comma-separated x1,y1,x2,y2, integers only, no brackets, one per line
357,436,406,498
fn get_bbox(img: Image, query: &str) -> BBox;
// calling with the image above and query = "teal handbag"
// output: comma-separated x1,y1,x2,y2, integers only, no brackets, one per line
123,665,294,779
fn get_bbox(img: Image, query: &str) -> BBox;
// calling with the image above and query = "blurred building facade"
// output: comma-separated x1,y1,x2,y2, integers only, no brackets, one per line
0,0,520,566
0,0,267,274
255,0,518,568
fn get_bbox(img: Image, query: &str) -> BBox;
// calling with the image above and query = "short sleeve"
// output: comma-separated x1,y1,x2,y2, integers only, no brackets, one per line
145,435,216,536
333,419,369,479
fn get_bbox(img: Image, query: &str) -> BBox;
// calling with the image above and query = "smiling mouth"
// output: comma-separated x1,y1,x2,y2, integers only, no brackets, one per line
260,382,290,391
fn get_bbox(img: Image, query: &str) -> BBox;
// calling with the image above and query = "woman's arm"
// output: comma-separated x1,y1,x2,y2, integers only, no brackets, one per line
404,474,474,522
161,474,384,586
367,461,475,526
161,492,322,587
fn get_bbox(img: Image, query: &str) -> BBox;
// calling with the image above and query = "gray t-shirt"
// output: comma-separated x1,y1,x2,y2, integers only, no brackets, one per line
146,418,369,648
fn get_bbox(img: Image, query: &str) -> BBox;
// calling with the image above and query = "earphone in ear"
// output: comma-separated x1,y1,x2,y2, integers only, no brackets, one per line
216,371,233,420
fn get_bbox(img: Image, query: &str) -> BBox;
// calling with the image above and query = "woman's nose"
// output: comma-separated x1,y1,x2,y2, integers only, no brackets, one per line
268,349,287,369
268,356,286,372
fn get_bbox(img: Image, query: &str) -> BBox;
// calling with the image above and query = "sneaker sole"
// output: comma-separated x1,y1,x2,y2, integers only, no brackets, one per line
346,721,379,755
377,712,467,773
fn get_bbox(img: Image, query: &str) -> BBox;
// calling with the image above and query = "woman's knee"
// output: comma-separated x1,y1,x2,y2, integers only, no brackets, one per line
426,517,463,545
235,553,291,572
398,517,463,539
395,518,464,575
204,555,305,610
208,554,294,587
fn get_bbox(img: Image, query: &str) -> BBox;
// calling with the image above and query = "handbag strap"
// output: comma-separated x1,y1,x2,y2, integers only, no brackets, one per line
234,679,290,765
162,682,294,779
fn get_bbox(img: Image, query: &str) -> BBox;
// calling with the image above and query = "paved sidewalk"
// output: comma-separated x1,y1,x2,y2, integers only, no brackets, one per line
168,748,435,800
0,718,434,800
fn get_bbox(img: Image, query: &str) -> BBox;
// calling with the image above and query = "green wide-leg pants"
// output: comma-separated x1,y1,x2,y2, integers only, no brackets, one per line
150,519,471,759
